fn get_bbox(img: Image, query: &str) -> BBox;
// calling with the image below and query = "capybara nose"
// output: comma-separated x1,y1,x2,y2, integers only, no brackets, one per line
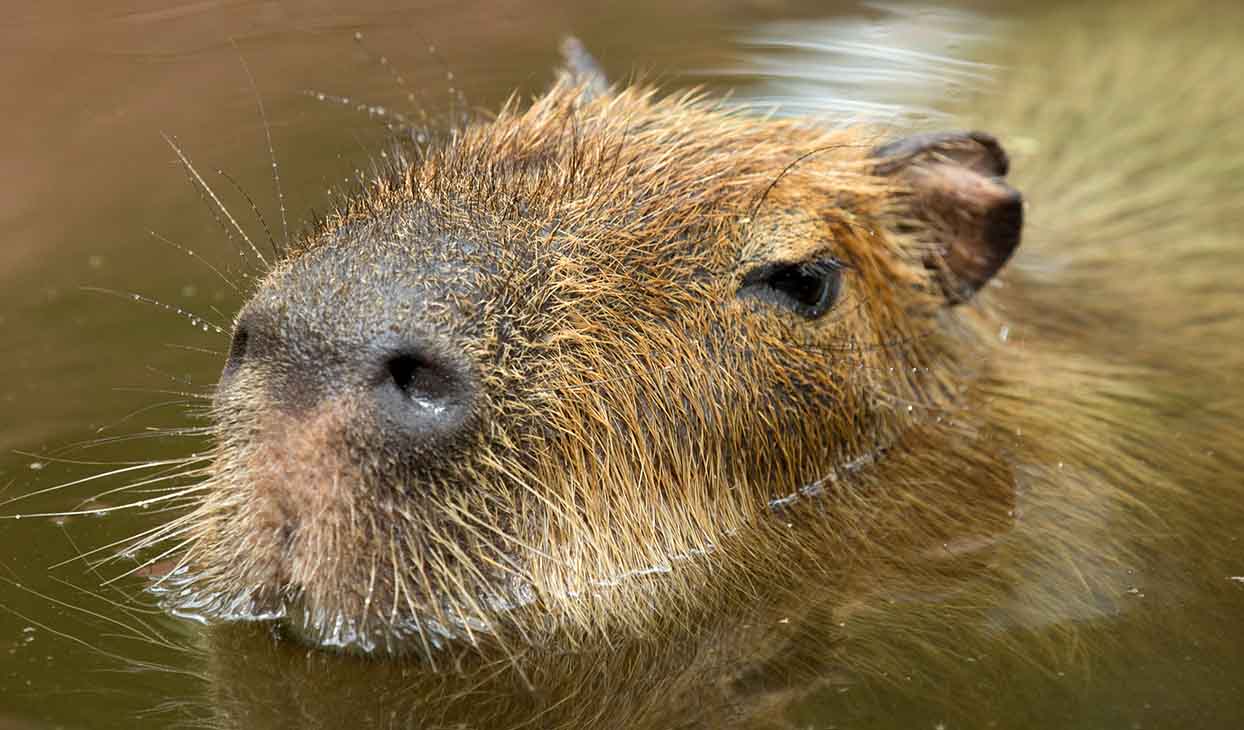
220,305,477,448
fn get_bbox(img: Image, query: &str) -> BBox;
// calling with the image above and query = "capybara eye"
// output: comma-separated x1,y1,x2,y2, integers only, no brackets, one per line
738,259,844,320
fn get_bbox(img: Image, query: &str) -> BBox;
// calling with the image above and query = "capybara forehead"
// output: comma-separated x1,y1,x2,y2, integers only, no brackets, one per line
289,86,888,277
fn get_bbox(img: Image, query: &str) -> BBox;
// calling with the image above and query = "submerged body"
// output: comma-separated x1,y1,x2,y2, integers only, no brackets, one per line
137,0,1242,708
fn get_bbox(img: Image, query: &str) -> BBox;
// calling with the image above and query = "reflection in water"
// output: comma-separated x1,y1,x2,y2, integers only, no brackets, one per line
2,1,1243,729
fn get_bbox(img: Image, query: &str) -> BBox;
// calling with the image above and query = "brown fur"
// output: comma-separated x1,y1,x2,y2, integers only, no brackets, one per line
142,0,1244,674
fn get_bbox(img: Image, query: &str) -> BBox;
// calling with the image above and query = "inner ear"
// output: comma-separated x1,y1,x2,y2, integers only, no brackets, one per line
872,131,1023,304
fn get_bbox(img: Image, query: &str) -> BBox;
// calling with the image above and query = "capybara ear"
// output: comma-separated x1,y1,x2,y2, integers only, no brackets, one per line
872,131,1023,304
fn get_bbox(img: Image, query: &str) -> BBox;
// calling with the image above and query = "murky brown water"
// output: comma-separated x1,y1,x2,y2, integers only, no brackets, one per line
2,1,1242,728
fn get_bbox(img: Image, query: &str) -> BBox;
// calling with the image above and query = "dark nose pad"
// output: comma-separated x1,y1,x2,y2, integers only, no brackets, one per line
219,313,476,446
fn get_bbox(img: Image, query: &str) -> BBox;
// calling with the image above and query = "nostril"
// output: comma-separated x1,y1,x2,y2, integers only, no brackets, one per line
377,349,473,440
222,324,251,378
385,352,460,405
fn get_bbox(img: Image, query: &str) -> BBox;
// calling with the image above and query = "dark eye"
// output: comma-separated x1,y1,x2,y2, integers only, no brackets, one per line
738,259,844,319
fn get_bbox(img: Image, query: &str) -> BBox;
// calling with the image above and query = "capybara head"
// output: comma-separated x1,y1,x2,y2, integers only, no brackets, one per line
157,59,1022,654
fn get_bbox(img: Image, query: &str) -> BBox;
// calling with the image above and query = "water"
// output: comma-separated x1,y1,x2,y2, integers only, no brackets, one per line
2,1,1242,728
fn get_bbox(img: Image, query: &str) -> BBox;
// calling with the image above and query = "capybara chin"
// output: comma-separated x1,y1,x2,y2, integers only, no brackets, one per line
149,6,1244,660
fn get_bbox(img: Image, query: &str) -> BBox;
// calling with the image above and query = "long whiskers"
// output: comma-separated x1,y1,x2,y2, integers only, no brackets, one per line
0,457,207,510
217,168,281,262
42,427,212,456
233,39,290,254
147,229,240,293
53,508,201,572
163,133,271,274
80,286,228,336
2,484,209,522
